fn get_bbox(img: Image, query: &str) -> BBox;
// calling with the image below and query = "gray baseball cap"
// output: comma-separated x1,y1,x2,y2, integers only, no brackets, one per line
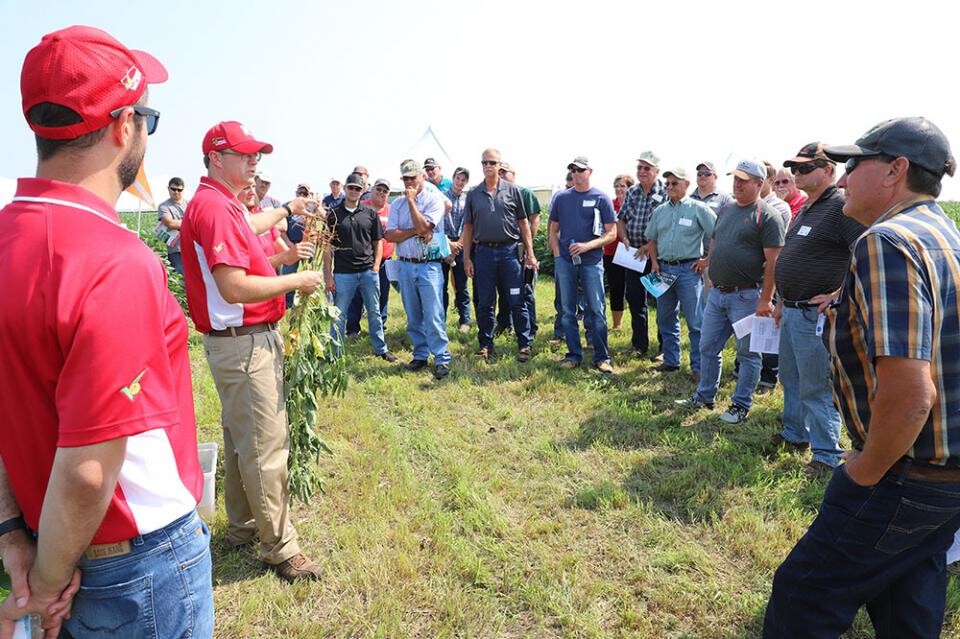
824,117,956,177
567,156,590,170
636,150,660,167
728,158,766,181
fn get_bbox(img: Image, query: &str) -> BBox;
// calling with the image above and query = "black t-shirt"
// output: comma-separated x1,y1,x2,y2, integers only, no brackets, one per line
775,186,866,301
327,202,384,273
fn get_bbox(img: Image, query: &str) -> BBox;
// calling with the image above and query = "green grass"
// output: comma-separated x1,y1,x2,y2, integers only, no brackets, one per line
184,275,959,639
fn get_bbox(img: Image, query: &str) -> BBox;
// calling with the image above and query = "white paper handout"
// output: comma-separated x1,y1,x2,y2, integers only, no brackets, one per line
383,259,400,282
750,316,781,354
612,242,648,272
732,314,755,340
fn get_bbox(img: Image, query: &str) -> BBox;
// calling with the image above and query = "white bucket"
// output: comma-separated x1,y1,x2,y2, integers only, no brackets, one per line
197,443,219,520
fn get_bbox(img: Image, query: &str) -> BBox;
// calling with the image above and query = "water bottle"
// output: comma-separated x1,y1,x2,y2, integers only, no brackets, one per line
13,615,43,639
568,239,581,265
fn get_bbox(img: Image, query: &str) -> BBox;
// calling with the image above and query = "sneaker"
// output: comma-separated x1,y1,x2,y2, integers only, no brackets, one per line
405,359,428,372
719,404,750,424
803,460,834,479
458,323,471,334
475,347,491,361
594,361,614,374
268,553,323,583
516,347,532,363
768,433,810,453
674,395,715,411
651,352,664,363
653,363,680,373
559,358,580,370
379,351,398,363
434,364,450,380
548,336,564,346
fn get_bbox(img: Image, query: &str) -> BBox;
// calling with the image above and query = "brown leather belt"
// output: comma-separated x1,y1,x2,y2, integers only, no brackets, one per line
714,283,759,293
207,322,278,337
889,459,960,483
476,240,516,248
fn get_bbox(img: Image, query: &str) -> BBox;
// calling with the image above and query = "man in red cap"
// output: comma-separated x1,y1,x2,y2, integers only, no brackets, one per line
179,121,325,582
0,26,213,637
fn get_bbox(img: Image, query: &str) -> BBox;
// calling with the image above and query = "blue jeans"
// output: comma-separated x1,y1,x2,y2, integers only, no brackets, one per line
64,510,213,639
779,306,843,466
655,262,703,371
346,267,390,334
496,267,538,335
764,464,960,638
281,261,300,308
333,270,388,355
443,257,471,325
167,251,184,277
397,260,451,365
696,287,761,409
473,244,531,350
555,258,609,364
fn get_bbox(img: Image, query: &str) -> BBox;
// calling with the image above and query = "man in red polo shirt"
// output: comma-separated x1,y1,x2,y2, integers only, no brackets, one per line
0,26,213,638
179,121,324,582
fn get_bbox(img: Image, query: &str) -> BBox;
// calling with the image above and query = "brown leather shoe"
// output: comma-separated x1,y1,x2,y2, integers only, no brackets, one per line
475,347,491,361
268,553,323,583
516,347,532,363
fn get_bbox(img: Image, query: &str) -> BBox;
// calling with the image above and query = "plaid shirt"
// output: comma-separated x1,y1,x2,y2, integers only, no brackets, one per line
617,179,666,245
826,197,960,466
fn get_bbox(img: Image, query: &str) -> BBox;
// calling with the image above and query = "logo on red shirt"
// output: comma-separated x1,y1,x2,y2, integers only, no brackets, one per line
120,369,146,401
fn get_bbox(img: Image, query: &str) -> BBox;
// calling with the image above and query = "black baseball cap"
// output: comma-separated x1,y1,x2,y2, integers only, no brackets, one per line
824,117,956,177
423,157,438,168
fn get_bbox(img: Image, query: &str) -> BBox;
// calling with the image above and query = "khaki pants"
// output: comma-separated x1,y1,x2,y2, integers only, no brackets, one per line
203,330,300,565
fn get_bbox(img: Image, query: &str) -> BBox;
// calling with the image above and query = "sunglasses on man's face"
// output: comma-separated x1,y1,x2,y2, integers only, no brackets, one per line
346,185,363,192
791,163,823,176
481,160,499,166
110,105,160,135
570,167,587,174
168,187,183,192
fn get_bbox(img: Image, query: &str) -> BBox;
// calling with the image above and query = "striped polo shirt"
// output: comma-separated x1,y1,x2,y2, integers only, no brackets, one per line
826,196,960,466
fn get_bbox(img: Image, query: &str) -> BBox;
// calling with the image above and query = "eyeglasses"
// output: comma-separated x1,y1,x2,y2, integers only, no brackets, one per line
110,105,160,135
401,175,418,182
665,180,683,187
168,187,184,192
696,171,714,178
844,155,894,175
374,187,390,194
220,150,262,162
636,165,654,172
424,166,438,172
296,190,310,196
481,160,499,166
345,185,363,192
570,167,587,174
791,162,824,176
773,179,792,186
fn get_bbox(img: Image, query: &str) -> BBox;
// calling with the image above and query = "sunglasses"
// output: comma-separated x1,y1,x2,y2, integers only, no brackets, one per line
844,155,894,175
110,105,160,135
374,187,390,194
168,187,184,192
696,171,713,178
220,150,262,162
665,180,683,187
569,167,588,174
791,162,823,176
345,185,363,192
481,160,499,166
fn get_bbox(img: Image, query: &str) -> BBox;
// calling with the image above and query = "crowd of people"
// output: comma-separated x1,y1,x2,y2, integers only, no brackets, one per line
2,24,960,639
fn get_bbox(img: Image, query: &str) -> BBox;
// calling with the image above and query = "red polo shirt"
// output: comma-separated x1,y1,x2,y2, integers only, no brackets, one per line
0,178,202,543
180,177,285,333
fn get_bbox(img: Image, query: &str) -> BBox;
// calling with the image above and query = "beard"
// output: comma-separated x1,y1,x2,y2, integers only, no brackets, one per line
117,129,146,190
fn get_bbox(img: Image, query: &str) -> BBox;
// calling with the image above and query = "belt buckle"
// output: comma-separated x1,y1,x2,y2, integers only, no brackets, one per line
85,540,132,560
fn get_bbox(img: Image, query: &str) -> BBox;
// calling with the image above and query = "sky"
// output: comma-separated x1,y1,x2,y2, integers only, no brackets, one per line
3,0,960,208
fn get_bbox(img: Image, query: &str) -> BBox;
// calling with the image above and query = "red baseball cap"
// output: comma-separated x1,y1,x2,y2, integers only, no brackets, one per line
201,121,274,156
21,25,167,140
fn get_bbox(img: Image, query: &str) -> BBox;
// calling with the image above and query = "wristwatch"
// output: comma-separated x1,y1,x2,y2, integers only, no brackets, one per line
0,515,27,537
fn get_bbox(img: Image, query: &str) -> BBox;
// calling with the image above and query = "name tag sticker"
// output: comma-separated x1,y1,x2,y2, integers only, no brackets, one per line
509,287,521,296
583,200,596,207
797,225,812,236
816,313,826,336
678,218,693,227
652,194,664,203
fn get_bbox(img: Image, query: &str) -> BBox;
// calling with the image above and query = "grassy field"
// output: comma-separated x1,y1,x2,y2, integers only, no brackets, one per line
4,205,960,636
189,274,960,639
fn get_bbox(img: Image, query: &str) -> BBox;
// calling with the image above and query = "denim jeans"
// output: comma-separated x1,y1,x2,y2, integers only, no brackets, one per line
473,244,531,350
333,270,388,355
764,464,960,638
166,251,184,277
779,306,843,466
442,257,471,326
64,510,213,639
346,267,390,334
655,262,703,371
397,260,451,365
555,258,609,364
281,261,300,308
497,267,537,336
695,287,761,409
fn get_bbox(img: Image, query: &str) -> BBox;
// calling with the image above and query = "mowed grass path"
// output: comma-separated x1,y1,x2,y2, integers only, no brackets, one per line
187,276,960,639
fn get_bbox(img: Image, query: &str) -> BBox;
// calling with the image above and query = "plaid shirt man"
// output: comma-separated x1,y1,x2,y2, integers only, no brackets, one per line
618,178,667,245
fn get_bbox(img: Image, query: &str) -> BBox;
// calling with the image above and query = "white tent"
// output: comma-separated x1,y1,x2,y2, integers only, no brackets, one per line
367,125,460,190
